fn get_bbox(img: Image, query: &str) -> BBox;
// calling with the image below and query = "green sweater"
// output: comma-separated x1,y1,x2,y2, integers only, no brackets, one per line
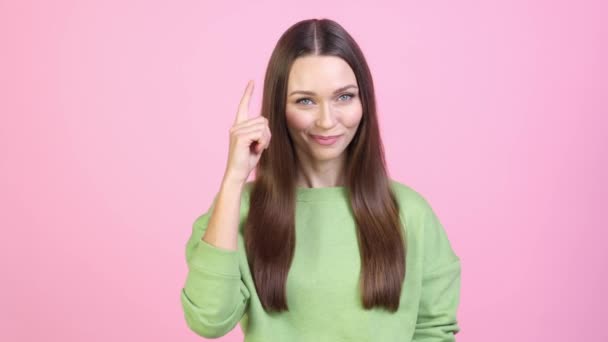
180,179,461,341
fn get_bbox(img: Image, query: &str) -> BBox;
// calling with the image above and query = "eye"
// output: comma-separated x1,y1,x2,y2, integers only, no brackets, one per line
295,93,356,105
295,98,314,105
338,93,355,101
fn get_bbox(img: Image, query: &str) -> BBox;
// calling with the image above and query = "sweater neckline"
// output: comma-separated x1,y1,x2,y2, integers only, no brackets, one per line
296,185,348,202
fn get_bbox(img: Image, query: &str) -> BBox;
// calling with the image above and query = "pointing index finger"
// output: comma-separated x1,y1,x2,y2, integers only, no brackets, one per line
235,80,254,125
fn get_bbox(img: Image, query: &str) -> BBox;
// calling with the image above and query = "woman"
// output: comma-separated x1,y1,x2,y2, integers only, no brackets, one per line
180,18,461,341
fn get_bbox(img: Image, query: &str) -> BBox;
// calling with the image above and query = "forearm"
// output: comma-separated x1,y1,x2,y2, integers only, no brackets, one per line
181,177,251,338
202,176,245,251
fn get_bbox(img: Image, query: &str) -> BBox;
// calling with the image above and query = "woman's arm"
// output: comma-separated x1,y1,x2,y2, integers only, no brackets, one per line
180,181,251,338
412,205,462,341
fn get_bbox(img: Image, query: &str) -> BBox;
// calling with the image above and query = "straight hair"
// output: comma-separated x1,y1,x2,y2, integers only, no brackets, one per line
245,18,406,313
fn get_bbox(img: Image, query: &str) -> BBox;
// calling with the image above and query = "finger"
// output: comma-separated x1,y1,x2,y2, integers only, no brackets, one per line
265,125,272,149
233,126,265,143
256,129,270,154
230,115,267,132
230,119,267,137
254,125,269,151
234,80,254,125
240,129,264,150
239,125,269,151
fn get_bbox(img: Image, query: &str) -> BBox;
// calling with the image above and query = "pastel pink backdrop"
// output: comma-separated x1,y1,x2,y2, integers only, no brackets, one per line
1,1,606,341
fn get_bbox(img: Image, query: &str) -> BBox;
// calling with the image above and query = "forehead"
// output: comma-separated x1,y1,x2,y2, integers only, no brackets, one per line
287,55,357,93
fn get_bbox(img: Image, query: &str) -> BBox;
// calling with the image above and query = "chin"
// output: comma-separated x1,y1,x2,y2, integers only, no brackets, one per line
310,147,346,161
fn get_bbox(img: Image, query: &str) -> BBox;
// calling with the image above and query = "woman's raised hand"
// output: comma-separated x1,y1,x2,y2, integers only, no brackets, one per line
222,80,272,186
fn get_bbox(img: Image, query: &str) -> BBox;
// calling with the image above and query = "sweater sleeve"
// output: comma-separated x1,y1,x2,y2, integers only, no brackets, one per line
180,194,251,339
412,205,462,342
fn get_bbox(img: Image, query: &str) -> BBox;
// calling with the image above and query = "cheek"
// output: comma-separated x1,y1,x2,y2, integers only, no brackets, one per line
285,109,313,131
341,105,363,129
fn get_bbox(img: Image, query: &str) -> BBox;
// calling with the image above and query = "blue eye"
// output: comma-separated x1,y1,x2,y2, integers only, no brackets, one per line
295,93,355,105
296,98,313,105
339,93,355,101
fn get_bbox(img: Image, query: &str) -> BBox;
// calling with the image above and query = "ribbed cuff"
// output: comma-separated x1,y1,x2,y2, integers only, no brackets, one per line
187,239,241,278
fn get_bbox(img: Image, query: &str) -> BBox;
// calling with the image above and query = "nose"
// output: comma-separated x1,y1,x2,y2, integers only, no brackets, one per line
315,102,337,129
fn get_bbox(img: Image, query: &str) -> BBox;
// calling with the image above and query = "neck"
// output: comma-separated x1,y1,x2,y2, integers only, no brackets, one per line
295,152,346,188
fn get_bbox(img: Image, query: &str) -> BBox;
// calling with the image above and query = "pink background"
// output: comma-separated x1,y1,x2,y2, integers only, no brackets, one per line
1,1,606,341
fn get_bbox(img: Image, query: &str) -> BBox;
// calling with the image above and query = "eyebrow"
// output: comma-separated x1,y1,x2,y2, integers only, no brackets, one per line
288,84,358,97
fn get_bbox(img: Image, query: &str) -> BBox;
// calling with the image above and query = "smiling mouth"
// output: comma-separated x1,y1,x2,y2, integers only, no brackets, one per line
309,134,343,146
310,134,342,139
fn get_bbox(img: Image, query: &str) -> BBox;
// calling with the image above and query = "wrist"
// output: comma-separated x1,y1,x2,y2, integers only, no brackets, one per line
221,174,246,191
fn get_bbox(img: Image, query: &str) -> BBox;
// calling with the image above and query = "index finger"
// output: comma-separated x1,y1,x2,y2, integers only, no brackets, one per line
234,80,254,125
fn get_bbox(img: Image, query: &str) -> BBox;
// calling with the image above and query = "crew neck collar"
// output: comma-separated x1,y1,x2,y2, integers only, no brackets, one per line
296,185,348,202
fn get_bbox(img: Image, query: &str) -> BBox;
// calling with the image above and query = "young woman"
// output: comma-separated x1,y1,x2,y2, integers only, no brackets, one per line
180,18,461,342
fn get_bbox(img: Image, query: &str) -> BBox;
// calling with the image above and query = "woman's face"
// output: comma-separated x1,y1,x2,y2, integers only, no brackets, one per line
285,55,363,164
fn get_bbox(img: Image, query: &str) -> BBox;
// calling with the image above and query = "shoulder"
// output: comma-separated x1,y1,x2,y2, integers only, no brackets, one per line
388,178,435,221
242,179,435,218
390,178,460,266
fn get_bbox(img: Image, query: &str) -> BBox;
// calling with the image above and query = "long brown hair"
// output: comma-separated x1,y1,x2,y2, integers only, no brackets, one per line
244,18,405,313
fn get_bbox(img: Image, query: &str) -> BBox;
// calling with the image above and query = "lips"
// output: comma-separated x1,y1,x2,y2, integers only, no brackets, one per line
310,134,342,146
311,134,341,139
